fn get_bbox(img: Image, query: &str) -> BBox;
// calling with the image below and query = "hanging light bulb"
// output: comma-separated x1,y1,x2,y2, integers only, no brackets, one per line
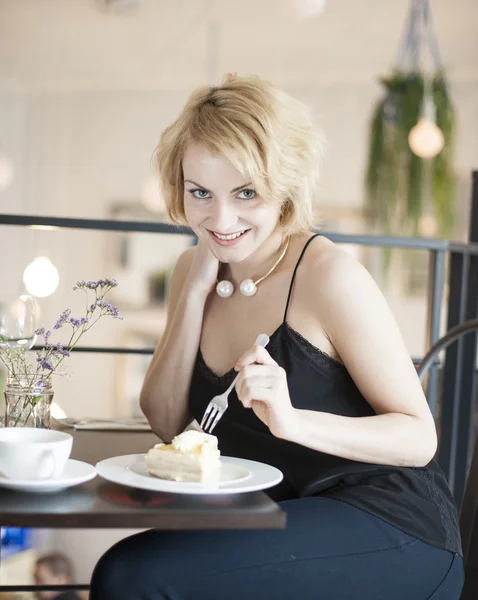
408,96,444,159
418,214,437,237
23,257,60,298
281,0,326,20
0,154,14,192
409,120,444,158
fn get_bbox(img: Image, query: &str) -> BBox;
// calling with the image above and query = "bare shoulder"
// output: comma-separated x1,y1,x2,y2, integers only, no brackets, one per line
302,235,368,284
299,235,379,312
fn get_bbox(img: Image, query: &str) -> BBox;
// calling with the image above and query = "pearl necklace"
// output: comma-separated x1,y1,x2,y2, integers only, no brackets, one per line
216,237,290,298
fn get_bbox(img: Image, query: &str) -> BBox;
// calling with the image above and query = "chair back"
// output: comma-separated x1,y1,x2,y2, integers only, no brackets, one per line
417,319,478,598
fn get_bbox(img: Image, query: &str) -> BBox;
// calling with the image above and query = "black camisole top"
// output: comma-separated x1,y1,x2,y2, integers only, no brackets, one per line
189,235,462,555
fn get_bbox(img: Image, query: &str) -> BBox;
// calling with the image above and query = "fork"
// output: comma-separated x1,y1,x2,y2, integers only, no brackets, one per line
200,333,270,434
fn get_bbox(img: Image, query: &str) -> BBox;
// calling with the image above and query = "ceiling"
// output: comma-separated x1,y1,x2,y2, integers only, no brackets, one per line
0,0,477,92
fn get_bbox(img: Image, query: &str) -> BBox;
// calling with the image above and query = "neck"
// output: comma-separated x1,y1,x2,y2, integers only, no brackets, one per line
221,230,286,285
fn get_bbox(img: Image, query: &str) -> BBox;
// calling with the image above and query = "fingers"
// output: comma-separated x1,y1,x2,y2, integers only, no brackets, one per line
237,376,273,395
238,384,275,408
235,347,287,410
237,364,280,380
235,345,278,370
236,368,285,408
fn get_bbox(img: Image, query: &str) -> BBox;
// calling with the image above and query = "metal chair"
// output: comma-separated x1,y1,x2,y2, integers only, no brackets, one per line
417,319,478,599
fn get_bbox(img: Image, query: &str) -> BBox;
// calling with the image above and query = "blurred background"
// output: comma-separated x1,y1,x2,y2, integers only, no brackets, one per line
0,0,477,596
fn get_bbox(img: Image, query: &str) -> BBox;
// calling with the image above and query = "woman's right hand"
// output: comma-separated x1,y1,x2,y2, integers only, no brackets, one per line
188,236,220,296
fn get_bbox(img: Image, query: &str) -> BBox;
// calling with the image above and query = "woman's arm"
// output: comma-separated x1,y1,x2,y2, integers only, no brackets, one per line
235,244,437,467
290,247,437,466
140,242,217,442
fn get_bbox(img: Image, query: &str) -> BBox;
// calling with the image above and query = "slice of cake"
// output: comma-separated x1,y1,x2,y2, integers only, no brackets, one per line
145,430,221,483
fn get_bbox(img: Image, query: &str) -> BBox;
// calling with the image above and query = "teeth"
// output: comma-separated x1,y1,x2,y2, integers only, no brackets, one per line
213,230,246,241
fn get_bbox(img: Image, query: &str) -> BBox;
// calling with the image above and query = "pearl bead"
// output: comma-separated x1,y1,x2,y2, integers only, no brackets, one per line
240,279,257,297
216,280,234,298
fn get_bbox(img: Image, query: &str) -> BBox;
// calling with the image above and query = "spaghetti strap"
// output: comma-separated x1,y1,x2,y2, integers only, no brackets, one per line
283,234,321,323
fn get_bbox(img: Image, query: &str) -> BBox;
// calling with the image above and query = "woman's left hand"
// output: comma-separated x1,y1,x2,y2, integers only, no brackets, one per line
234,345,299,440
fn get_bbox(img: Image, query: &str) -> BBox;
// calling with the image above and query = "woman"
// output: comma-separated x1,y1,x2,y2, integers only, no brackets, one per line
90,74,464,599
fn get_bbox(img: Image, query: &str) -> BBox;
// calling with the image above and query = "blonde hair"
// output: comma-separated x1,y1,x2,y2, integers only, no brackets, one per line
153,74,325,234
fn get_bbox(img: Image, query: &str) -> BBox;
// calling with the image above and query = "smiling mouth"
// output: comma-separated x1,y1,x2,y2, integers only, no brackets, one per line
210,230,249,241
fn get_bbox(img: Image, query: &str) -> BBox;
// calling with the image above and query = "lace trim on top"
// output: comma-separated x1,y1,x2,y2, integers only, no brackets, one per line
197,350,237,386
284,323,345,373
197,322,349,386
415,468,456,551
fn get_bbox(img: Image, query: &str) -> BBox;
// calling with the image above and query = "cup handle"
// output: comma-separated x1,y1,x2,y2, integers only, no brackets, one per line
38,450,56,480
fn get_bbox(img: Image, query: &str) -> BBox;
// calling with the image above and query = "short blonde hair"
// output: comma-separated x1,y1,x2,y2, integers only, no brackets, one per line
153,74,325,234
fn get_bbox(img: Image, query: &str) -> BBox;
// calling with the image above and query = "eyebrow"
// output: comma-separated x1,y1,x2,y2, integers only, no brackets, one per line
184,180,253,194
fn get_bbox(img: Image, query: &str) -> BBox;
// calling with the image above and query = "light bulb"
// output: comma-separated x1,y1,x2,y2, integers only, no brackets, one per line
281,0,326,20
418,214,437,237
408,118,445,159
23,257,60,298
0,154,14,191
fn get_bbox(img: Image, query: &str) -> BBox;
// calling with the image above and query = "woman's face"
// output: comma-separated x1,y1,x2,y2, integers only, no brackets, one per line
182,143,282,263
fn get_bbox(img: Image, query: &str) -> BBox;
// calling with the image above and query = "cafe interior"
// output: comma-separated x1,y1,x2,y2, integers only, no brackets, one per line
0,0,478,597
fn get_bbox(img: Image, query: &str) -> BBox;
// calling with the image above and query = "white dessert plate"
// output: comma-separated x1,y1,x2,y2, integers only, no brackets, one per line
0,459,97,493
95,454,283,495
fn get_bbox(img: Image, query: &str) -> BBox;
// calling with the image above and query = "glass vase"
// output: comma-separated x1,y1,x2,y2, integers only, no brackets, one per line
3,376,54,428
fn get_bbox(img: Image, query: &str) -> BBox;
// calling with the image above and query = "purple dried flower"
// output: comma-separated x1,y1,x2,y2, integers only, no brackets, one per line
96,299,122,319
53,309,71,330
110,306,121,319
56,342,70,357
0,277,121,383
70,317,89,328
37,357,54,371
40,329,53,349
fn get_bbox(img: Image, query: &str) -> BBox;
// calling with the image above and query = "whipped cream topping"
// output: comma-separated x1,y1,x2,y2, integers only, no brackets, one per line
167,430,218,453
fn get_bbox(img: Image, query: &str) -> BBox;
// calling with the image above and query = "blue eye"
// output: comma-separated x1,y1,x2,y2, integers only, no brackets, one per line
188,188,210,200
237,189,256,200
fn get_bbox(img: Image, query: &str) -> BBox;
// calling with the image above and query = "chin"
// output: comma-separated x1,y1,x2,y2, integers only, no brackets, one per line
212,246,252,264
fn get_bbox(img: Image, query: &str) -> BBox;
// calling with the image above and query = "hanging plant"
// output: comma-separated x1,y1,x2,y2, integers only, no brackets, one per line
365,72,455,237
364,0,456,240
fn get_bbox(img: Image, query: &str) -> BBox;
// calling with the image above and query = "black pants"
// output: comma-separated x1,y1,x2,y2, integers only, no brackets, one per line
90,497,464,599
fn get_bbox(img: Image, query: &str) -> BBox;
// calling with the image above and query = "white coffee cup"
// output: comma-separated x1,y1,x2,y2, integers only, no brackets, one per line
0,428,73,481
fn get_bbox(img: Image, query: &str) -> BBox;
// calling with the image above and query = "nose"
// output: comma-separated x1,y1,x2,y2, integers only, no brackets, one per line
207,199,239,232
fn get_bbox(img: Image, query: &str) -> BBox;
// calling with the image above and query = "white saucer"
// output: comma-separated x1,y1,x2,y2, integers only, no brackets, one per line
96,454,283,495
0,459,97,493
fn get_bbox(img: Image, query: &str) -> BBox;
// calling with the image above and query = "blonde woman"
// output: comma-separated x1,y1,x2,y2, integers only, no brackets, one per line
90,75,463,599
